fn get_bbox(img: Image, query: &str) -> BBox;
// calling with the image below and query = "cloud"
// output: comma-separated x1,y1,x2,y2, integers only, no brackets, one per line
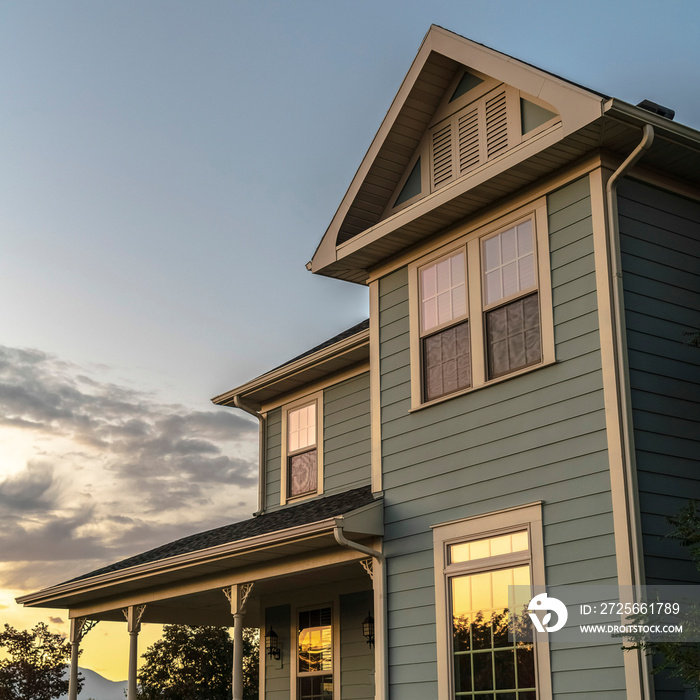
0,343,258,593
0,461,58,512
49,616,64,624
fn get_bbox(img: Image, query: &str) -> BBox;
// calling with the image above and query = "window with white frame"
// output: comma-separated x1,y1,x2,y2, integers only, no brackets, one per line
419,249,471,402
409,200,554,407
297,607,333,700
433,504,551,700
481,219,541,379
281,393,323,503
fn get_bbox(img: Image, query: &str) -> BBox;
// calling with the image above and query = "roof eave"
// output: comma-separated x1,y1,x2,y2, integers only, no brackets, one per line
17,498,383,609
212,327,370,409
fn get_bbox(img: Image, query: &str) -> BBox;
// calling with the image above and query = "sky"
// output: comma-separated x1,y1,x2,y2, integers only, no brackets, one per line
1,0,699,683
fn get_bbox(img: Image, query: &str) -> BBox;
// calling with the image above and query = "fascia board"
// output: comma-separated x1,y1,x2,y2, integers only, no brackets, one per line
17,499,383,608
604,98,700,150
212,328,370,407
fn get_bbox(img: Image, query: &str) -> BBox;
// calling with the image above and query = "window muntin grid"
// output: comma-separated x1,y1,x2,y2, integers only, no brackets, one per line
288,402,316,453
420,251,467,334
482,220,536,308
451,564,536,699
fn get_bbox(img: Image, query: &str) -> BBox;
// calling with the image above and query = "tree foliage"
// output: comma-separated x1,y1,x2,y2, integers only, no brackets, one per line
0,622,81,700
137,625,258,700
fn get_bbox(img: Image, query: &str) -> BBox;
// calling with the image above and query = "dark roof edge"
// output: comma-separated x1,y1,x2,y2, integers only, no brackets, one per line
212,319,369,406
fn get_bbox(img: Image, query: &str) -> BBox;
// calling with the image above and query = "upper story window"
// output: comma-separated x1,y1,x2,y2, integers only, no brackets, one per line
481,220,541,379
281,392,324,504
409,199,554,408
419,250,471,402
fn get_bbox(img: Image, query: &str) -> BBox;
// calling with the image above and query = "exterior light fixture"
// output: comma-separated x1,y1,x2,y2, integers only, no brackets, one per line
362,613,374,648
266,626,281,660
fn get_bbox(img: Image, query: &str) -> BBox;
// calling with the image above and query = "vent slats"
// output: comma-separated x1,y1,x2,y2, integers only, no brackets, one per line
432,123,453,188
486,90,508,158
458,108,480,173
429,86,512,193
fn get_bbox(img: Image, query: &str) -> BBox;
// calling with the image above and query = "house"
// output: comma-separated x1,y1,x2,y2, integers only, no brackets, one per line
18,25,700,700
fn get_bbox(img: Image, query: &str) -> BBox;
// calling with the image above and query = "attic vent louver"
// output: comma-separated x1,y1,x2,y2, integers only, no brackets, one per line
637,99,675,120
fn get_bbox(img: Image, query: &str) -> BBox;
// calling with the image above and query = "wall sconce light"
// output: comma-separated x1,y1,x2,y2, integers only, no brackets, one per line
362,613,374,648
266,626,281,660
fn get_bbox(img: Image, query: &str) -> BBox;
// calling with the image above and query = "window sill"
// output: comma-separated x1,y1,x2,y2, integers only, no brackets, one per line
409,358,557,413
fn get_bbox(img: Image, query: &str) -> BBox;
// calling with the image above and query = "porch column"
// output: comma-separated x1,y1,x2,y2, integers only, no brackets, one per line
68,618,97,700
224,583,254,700
123,605,147,700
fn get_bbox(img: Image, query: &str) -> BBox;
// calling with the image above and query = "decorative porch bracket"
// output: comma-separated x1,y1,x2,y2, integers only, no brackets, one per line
68,618,98,700
224,583,255,700
223,582,254,615
360,557,374,581
122,605,147,700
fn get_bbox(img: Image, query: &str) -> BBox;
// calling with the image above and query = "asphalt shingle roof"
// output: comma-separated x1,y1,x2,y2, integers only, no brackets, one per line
69,486,376,584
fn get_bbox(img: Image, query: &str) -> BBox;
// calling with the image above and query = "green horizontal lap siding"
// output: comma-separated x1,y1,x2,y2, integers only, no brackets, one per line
340,590,375,700
324,373,372,494
617,177,699,700
265,605,291,700
378,176,625,699
265,408,282,511
262,374,370,512
618,180,700,589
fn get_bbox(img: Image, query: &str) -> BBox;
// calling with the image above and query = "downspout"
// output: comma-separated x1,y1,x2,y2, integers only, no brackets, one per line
334,524,388,700
605,123,654,698
233,396,266,516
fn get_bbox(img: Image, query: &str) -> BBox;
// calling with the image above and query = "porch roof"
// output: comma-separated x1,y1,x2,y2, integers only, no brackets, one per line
17,486,382,623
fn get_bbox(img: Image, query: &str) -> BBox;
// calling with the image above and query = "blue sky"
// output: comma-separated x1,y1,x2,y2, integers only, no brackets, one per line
1,0,699,680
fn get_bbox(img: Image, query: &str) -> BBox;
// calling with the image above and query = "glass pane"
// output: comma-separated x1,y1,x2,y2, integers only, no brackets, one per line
437,258,451,294
486,294,541,378
472,652,493,690
501,228,516,263
450,533,529,563
298,618,332,673
483,234,501,272
299,674,333,700
422,298,437,333
494,649,516,689
421,265,437,301
289,403,316,452
420,252,466,332
451,566,535,698
423,321,471,401
517,221,533,253
454,652,473,692
289,450,317,497
482,222,536,306
516,646,536,689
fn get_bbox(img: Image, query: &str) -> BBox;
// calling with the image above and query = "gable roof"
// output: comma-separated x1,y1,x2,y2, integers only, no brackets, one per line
310,25,700,284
